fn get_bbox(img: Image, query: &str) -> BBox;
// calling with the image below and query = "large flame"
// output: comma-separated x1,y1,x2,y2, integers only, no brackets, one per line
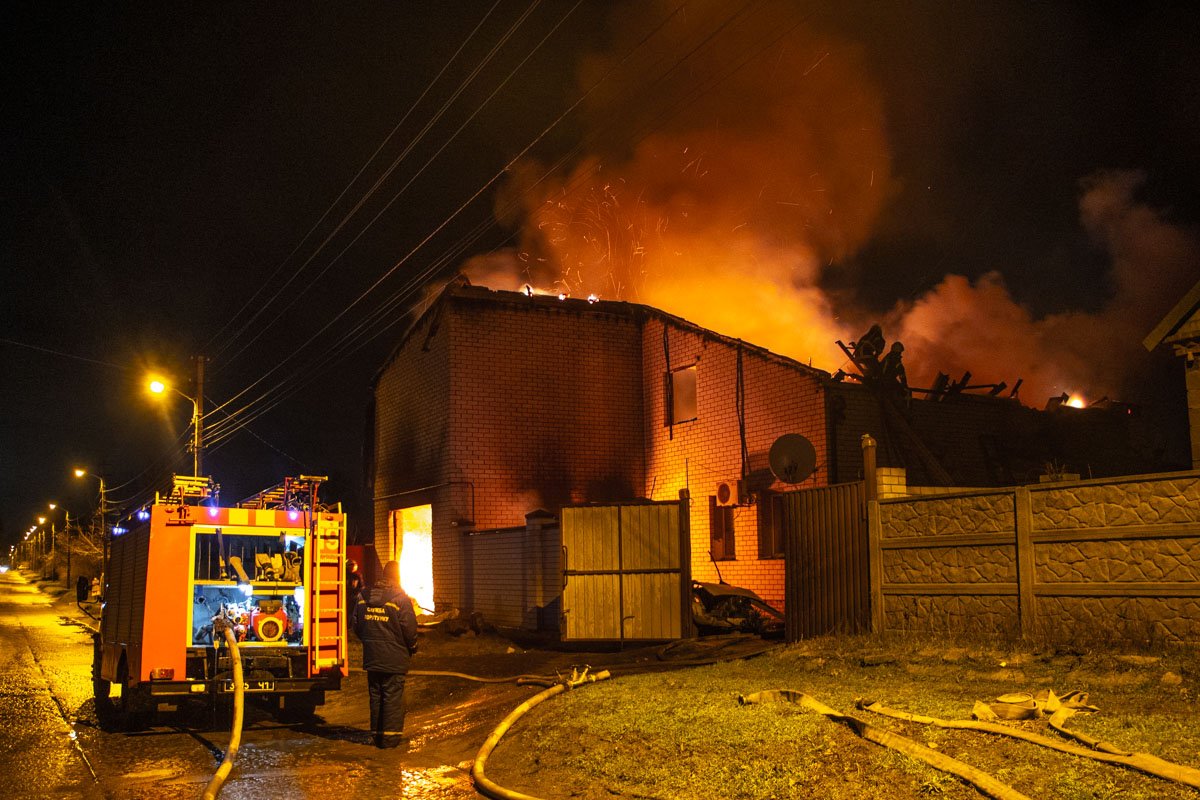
396,505,433,612
466,3,1198,406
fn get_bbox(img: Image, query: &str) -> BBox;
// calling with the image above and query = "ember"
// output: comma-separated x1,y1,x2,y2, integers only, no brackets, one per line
460,7,1197,410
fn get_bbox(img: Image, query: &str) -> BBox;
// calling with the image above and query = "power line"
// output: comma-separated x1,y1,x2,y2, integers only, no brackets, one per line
203,0,716,446
204,1,586,431
205,0,509,364
205,1,795,451
0,337,131,371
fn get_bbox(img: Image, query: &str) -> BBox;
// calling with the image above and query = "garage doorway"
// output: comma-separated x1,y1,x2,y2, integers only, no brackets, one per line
390,504,433,612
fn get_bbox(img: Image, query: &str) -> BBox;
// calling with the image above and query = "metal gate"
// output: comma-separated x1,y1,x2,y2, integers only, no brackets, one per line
560,502,689,642
782,481,868,641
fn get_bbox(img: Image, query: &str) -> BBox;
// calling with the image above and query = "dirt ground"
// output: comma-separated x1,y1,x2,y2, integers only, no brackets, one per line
406,625,1200,800
37,575,1200,799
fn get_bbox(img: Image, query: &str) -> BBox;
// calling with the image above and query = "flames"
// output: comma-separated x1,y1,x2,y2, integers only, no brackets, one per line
396,505,433,612
463,4,1198,408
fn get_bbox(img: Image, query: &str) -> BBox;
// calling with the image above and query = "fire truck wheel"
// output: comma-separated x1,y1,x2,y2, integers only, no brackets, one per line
92,638,121,730
118,684,154,731
92,674,116,726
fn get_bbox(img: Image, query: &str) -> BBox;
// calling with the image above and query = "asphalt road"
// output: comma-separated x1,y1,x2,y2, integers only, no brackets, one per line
0,569,502,799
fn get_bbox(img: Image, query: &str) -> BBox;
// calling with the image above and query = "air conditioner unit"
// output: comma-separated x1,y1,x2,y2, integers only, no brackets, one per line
714,480,746,507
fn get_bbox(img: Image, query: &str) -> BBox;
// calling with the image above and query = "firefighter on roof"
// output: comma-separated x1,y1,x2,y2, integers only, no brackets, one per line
352,560,418,748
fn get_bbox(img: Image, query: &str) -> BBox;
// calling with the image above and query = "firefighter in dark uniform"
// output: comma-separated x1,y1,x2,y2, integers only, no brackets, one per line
352,560,418,748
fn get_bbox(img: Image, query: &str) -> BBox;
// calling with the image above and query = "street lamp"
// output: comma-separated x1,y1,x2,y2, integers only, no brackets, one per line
23,524,36,569
35,512,58,579
148,377,203,477
74,468,108,591
47,503,72,582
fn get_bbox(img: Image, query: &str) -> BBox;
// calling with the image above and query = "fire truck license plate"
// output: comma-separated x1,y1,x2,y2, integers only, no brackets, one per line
218,680,275,693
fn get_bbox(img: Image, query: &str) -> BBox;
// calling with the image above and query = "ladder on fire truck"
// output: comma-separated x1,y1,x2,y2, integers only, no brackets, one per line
235,476,346,674
238,474,327,511
310,512,346,674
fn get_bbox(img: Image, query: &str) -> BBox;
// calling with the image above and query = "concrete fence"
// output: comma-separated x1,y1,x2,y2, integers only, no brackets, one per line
868,471,1200,645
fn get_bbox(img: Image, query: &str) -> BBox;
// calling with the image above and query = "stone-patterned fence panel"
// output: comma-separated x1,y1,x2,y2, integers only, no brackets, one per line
868,471,1200,645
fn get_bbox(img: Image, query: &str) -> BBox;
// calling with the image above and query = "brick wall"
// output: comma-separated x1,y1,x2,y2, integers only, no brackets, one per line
373,309,450,559
642,317,828,610
446,296,645,525
375,287,832,619
374,290,644,613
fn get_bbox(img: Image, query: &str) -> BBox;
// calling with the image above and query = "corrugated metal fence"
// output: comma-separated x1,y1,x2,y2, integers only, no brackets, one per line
783,481,869,641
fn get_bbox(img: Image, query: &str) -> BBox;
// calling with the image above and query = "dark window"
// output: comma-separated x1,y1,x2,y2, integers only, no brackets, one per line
757,491,785,559
709,496,736,561
666,365,697,426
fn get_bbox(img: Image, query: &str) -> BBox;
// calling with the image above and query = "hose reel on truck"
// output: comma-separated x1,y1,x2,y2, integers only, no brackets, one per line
92,475,349,729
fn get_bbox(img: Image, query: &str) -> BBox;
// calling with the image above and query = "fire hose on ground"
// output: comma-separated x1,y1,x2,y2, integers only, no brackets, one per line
201,617,245,800
459,635,781,800
739,689,1200,798
471,667,611,800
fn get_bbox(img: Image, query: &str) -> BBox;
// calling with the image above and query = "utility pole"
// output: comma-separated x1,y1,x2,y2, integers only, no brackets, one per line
194,355,206,477
98,477,108,591
64,510,72,583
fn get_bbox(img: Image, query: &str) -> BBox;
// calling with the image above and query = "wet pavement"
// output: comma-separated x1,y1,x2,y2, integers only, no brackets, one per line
0,569,548,799
0,568,744,798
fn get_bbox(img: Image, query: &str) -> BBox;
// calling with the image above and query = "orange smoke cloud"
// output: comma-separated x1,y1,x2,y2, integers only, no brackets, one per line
465,3,1197,409
467,0,891,369
893,171,1199,403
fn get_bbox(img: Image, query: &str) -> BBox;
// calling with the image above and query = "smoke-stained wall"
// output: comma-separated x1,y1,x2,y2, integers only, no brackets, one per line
373,285,831,617
641,316,828,609
828,381,1176,488
373,287,645,613
373,307,451,576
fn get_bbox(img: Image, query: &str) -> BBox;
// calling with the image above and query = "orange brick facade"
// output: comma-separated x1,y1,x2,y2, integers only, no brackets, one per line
372,286,828,620
641,317,827,608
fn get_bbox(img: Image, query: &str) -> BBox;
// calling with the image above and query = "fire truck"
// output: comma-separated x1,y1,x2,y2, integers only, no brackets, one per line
93,475,348,728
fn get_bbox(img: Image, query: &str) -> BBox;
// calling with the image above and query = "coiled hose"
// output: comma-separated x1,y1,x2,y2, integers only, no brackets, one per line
468,633,777,796
201,624,244,800
471,668,611,800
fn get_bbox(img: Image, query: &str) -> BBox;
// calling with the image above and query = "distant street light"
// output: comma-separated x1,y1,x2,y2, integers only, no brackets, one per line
74,468,109,590
47,503,71,582
35,516,48,576
148,375,204,477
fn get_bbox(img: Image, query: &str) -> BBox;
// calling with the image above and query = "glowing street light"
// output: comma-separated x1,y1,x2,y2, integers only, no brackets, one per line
148,375,203,477
74,468,110,586
46,503,73,581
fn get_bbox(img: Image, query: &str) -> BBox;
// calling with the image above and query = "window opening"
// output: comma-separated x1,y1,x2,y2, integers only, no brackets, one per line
709,496,736,561
667,365,698,426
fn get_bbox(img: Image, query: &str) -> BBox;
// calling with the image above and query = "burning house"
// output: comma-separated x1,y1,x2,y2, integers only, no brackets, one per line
369,279,1167,637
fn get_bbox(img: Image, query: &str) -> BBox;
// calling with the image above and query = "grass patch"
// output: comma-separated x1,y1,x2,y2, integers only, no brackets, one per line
484,635,1200,799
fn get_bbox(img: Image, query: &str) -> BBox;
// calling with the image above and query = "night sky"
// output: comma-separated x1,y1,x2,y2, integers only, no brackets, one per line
3,2,1198,550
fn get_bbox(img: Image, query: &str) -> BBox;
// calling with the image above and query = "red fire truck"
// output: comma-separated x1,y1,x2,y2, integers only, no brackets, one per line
93,475,348,728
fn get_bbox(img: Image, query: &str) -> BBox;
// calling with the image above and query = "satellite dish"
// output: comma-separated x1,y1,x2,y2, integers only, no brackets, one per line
768,433,817,484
